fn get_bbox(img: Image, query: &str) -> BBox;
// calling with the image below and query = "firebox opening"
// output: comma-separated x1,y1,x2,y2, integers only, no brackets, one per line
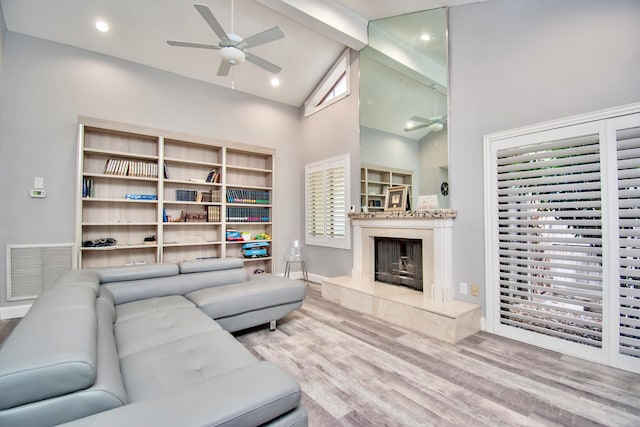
374,237,423,291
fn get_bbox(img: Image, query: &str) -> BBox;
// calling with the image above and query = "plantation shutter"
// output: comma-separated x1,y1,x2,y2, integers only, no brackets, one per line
326,162,346,238
495,132,604,347
616,124,640,359
306,165,325,238
305,154,350,248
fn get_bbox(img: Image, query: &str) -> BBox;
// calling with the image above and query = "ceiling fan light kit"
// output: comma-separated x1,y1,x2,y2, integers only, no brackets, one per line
221,46,245,65
167,2,284,77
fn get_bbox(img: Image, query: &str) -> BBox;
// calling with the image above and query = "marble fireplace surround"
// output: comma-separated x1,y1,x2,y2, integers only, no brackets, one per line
322,210,480,344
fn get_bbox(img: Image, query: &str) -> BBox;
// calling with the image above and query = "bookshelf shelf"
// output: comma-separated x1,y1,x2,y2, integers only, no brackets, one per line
82,197,158,204
360,164,413,212
83,147,159,161
77,118,274,273
163,241,222,248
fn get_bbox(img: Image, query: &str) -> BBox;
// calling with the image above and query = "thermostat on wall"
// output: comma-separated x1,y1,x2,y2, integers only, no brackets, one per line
30,189,46,198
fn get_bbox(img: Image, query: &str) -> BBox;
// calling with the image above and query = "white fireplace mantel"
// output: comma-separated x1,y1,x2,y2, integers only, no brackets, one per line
349,210,456,302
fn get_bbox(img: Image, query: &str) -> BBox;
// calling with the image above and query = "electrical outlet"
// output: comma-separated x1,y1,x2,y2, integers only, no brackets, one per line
471,284,479,297
459,282,468,295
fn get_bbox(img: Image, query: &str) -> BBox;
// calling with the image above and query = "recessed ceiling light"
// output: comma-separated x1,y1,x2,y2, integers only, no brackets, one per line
271,77,280,87
406,121,414,129
420,33,431,41
95,20,110,33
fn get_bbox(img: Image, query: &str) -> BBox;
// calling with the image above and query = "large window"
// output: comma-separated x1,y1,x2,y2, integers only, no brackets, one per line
484,104,640,373
305,154,350,249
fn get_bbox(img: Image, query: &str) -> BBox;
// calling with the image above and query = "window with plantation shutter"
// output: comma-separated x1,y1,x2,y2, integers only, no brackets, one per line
485,104,640,374
305,154,350,249
495,131,604,348
616,124,640,360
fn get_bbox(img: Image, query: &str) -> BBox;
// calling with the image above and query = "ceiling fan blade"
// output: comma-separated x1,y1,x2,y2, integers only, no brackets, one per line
245,52,282,74
167,40,220,50
241,27,285,49
194,3,229,43
217,60,231,76
404,123,432,132
408,116,433,124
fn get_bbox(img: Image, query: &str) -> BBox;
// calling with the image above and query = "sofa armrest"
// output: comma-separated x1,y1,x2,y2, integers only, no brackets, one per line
58,362,303,427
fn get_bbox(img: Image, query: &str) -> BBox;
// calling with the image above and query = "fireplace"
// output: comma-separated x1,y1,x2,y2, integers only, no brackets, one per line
349,211,456,301
375,237,423,291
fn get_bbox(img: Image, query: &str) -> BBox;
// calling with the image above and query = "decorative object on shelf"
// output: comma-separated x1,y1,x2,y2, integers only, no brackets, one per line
82,237,117,247
384,186,408,212
440,181,449,196
242,241,270,258
417,195,439,210
143,235,156,245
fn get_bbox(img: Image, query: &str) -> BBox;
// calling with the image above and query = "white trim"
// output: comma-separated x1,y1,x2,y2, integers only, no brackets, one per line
304,49,351,117
0,304,30,319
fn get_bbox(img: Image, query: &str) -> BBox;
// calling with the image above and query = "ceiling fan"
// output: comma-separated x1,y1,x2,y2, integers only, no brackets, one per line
403,115,448,133
167,2,284,77
404,84,447,134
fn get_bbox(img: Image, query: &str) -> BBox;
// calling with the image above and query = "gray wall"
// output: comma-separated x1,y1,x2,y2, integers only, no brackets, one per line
448,0,640,310
360,125,421,197
0,32,302,309
300,50,360,279
418,126,448,208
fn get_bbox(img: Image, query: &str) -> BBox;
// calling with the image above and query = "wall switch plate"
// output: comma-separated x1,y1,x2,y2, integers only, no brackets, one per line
30,189,46,198
459,282,468,295
471,284,479,297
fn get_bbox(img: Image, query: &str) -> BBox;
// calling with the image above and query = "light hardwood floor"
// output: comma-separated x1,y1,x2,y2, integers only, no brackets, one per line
2,284,639,426
236,283,640,427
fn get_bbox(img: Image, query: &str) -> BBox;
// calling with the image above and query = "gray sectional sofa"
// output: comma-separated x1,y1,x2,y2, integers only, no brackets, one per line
0,258,308,427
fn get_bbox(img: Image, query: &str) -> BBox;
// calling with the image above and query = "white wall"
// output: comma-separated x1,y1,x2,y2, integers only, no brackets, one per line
0,32,302,309
299,50,360,280
448,0,640,311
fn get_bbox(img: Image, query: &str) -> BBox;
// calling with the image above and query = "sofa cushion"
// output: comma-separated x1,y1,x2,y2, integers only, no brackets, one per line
119,329,258,402
0,285,98,410
114,296,222,358
99,263,179,283
178,258,244,273
186,275,306,320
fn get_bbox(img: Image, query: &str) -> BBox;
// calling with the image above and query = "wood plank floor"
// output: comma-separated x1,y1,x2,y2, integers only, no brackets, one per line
235,283,640,427
1,283,639,426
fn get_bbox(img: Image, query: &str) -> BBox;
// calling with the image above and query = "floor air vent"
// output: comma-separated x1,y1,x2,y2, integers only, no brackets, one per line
6,244,75,301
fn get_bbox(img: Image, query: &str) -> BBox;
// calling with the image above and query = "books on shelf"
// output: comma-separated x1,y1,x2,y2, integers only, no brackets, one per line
206,169,221,183
226,207,270,223
207,205,221,222
104,158,158,178
125,194,157,200
82,178,95,198
226,188,270,204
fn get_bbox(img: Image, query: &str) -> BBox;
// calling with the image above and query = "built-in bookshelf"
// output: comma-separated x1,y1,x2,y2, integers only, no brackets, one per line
360,164,413,211
76,118,274,274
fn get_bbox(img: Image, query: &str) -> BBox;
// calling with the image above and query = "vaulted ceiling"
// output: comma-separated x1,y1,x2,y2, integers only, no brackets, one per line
1,0,481,137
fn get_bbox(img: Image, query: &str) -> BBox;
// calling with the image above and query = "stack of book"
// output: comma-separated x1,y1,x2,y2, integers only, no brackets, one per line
226,189,270,204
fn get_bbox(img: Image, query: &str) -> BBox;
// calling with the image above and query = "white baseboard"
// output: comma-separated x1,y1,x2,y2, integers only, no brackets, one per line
1,304,31,319
273,271,327,285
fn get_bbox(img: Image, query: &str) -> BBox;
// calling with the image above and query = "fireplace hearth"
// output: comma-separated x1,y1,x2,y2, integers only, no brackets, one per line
375,237,423,291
